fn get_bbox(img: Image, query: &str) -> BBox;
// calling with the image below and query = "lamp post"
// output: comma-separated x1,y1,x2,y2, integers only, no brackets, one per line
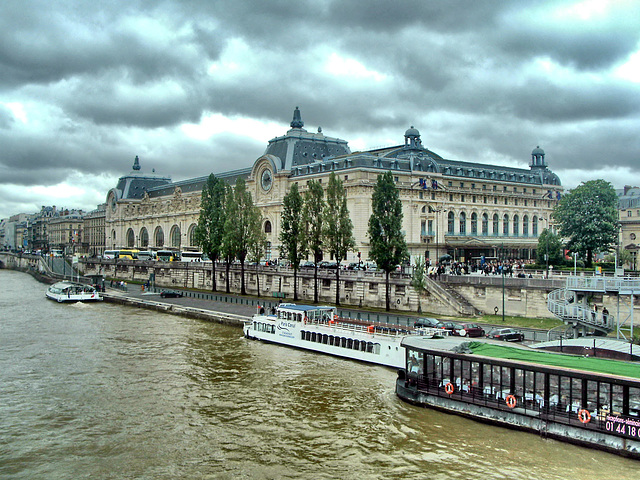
501,242,505,323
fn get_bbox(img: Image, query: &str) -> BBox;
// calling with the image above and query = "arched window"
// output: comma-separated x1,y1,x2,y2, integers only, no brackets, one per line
140,227,149,248
532,216,538,236
126,228,135,248
170,225,181,248
154,226,164,247
523,215,529,237
459,212,466,235
111,229,116,248
264,220,272,234
447,211,454,234
471,212,478,235
482,213,488,236
503,214,509,236
187,223,197,246
513,215,519,237
492,214,499,236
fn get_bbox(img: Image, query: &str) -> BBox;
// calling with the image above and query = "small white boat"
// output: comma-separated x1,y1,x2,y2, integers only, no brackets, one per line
243,303,444,369
45,281,103,303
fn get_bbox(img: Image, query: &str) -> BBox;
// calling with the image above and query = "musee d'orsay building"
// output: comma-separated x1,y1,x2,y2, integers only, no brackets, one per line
105,107,562,264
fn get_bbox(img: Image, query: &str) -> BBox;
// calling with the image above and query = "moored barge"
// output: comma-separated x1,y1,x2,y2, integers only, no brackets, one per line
396,337,640,459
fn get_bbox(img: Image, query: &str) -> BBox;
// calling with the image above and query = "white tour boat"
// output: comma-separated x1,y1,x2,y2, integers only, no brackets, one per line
45,281,103,303
243,303,444,369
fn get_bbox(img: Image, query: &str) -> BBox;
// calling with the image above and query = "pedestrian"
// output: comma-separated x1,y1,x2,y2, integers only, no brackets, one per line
602,306,609,324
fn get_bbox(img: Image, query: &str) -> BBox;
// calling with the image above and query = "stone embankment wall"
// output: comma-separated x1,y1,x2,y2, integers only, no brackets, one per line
78,258,560,318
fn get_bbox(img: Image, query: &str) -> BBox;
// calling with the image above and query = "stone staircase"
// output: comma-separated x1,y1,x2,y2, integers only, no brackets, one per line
425,277,480,316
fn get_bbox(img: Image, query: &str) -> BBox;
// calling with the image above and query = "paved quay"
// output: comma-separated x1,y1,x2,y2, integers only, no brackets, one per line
103,287,258,327
100,285,434,330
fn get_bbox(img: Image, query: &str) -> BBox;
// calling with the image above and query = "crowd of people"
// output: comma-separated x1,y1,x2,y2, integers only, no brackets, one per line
427,258,537,279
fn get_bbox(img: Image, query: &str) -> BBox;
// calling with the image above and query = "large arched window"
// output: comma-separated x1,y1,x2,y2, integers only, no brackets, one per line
513,215,519,237
187,223,197,247
170,225,181,248
492,214,499,236
523,215,529,237
126,228,135,248
264,220,272,234
532,216,538,236
459,212,466,235
503,214,509,236
447,211,454,234
154,226,164,247
482,213,488,236
111,229,116,248
140,227,149,248
471,213,478,235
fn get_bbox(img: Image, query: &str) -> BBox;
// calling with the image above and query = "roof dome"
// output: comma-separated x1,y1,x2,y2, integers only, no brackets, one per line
532,145,545,156
405,126,420,137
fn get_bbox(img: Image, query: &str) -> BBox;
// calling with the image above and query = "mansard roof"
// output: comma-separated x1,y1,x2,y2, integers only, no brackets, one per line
114,156,171,200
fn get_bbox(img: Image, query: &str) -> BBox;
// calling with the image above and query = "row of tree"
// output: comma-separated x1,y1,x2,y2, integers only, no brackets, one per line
194,170,409,311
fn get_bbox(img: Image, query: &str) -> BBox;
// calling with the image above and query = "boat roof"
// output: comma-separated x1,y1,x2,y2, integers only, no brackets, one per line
402,336,640,380
277,304,334,312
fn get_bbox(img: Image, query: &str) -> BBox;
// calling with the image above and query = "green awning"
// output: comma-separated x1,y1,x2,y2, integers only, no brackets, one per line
468,342,640,380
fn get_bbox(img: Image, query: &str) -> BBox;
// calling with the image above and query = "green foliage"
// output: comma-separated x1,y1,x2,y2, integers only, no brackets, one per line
553,179,618,267
194,174,227,291
323,172,355,265
323,172,356,305
279,183,306,300
536,228,564,266
222,177,263,295
411,255,426,292
302,180,325,303
303,181,325,263
368,171,409,310
279,183,306,269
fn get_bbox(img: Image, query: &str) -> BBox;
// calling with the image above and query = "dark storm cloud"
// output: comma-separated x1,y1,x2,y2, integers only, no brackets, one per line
1,0,639,219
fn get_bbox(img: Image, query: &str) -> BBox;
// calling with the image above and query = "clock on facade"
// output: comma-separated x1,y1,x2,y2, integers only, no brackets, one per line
109,192,117,212
261,168,273,192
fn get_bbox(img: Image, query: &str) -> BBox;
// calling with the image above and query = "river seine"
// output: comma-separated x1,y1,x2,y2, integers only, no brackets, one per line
1,269,638,479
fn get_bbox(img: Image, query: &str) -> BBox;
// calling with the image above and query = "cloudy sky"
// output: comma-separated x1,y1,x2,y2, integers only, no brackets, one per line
1,0,639,220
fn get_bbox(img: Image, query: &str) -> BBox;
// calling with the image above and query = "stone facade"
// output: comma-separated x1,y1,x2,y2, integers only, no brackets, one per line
618,185,640,271
105,108,563,265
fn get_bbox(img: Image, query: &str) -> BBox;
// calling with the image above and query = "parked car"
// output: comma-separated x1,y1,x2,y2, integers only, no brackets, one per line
439,321,463,336
160,290,183,298
414,317,442,329
457,323,485,337
486,328,525,342
300,261,315,268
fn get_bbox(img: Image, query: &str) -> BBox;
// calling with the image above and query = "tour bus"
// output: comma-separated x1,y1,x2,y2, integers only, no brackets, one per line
50,249,64,257
117,249,139,260
180,251,205,262
137,250,157,261
103,250,119,260
157,250,181,262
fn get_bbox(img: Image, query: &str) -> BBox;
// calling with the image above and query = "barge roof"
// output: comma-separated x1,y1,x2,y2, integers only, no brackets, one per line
402,337,640,380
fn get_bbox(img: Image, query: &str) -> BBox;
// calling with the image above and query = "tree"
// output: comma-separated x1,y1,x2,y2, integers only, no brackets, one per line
194,174,227,291
323,172,355,305
303,180,325,303
247,217,267,298
536,228,563,267
221,186,236,293
279,183,306,300
411,255,426,313
223,178,262,295
367,171,409,311
553,180,618,267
